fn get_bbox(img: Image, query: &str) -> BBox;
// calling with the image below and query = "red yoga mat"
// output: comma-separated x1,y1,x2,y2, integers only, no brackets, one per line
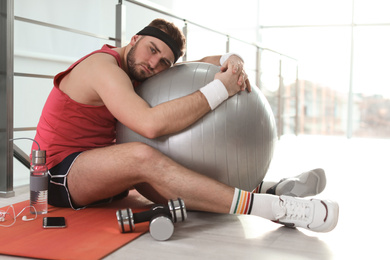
0,194,150,260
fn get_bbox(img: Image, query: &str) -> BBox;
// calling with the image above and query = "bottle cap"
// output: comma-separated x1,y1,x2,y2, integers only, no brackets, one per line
32,150,46,164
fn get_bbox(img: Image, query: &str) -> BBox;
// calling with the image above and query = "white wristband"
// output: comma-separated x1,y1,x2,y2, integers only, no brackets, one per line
200,79,229,110
220,53,244,66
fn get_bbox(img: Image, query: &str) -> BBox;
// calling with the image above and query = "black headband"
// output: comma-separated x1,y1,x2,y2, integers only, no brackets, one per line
136,26,181,63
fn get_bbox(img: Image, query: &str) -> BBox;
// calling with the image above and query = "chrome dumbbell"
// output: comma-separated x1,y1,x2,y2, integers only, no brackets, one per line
116,198,186,241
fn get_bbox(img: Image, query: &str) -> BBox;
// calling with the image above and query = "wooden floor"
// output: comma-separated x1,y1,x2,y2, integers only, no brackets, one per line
1,135,389,259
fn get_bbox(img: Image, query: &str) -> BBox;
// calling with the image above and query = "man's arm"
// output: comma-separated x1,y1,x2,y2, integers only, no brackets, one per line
94,57,243,139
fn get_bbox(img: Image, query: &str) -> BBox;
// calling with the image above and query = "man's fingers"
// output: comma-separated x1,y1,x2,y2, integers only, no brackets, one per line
237,70,252,92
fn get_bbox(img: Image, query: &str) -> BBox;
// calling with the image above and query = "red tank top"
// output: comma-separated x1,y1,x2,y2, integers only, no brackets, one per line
32,45,121,169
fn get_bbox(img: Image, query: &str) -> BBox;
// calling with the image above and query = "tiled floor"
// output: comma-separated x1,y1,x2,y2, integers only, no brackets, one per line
1,135,389,259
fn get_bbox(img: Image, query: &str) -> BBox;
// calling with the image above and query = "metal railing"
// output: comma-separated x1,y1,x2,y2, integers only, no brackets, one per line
1,0,15,197
0,0,298,197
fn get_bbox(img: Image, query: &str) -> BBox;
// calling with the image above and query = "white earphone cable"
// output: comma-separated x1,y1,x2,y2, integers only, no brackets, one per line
0,205,38,227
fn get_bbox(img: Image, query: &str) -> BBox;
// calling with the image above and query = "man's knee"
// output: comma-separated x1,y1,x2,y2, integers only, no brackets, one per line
123,142,162,164
119,142,171,183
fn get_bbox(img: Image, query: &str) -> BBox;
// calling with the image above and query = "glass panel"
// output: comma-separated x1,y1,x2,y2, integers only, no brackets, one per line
259,0,353,26
185,25,226,61
171,0,259,42
354,0,390,24
260,27,351,136
352,26,390,138
259,50,280,119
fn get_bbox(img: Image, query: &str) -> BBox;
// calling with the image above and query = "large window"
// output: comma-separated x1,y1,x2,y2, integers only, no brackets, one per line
259,0,390,138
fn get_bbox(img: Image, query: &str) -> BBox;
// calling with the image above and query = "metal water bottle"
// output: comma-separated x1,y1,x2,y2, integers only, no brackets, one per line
30,150,48,214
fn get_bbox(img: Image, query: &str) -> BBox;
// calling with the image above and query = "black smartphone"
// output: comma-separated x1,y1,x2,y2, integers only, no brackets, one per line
43,217,66,229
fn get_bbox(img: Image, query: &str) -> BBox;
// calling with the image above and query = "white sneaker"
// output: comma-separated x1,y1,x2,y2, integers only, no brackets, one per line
268,168,327,197
272,195,339,232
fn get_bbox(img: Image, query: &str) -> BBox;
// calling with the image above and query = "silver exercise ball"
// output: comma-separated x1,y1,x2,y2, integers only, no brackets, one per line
116,62,277,191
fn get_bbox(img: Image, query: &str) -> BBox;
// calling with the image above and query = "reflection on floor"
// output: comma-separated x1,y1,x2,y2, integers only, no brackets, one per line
1,135,389,259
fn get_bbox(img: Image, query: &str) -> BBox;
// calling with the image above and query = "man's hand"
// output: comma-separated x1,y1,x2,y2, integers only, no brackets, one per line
220,55,252,93
215,58,251,97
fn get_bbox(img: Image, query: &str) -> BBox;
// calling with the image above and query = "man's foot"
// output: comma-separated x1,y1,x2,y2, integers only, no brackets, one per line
272,195,339,232
267,168,326,197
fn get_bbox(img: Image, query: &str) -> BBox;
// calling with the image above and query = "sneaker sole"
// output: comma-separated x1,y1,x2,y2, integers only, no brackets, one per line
277,169,327,197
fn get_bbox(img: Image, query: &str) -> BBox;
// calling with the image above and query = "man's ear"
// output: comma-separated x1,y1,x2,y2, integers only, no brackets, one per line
130,35,141,46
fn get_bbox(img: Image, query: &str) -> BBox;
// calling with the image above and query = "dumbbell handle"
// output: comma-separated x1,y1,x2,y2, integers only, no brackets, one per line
133,205,169,224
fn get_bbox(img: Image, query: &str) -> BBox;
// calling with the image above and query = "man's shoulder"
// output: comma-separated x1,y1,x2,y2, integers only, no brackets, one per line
87,51,120,65
79,51,125,79
80,51,131,89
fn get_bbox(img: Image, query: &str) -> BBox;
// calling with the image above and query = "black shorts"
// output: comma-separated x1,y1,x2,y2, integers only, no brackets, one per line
48,151,128,209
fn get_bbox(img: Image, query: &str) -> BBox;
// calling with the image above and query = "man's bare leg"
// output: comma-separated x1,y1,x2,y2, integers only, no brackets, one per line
67,142,234,213
67,142,339,232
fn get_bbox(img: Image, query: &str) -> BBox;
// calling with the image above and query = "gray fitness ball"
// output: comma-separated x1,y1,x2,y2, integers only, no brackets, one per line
116,62,277,191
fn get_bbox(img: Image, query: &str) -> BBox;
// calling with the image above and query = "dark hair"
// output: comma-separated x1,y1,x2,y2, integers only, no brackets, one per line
148,18,186,59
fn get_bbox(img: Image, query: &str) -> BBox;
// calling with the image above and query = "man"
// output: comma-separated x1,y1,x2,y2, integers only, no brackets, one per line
33,19,338,232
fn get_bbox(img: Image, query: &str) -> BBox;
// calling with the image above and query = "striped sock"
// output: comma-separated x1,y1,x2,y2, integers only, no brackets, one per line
230,188,278,220
230,189,254,214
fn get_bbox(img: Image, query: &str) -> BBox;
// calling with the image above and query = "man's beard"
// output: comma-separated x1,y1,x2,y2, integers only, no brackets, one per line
126,44,152,82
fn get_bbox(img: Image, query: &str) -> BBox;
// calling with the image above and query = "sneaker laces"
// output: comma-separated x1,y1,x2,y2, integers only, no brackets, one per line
274,197,311,221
